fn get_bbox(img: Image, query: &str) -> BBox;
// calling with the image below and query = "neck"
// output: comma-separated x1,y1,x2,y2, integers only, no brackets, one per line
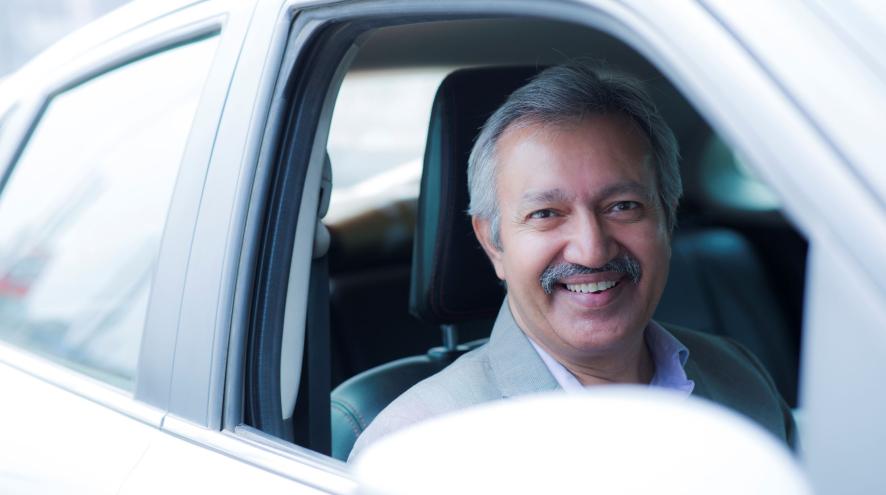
562,335,655,386
504,297,655,386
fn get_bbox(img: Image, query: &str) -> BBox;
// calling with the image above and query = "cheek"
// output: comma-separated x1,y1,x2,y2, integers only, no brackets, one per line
501,231,561,282
639,233,671,288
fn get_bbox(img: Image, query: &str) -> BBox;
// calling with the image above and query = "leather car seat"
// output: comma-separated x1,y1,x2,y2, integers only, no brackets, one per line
657,228,798,403
330,66,798,460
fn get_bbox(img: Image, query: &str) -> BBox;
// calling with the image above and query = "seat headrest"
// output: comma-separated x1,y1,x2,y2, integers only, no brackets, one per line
409,66,543,325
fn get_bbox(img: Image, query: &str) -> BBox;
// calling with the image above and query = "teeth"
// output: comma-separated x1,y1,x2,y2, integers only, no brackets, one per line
565,280,617,294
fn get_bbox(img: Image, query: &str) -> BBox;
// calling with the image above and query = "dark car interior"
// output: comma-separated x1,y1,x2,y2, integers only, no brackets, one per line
250,16,808,461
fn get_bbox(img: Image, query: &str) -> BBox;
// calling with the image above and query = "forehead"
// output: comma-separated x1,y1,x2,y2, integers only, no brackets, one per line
494,114,656,202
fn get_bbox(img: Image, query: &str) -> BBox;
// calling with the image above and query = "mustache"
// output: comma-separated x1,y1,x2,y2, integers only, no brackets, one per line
539,254,642,295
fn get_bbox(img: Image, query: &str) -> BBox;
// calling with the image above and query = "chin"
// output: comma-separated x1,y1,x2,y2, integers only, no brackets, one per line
559,318,637,353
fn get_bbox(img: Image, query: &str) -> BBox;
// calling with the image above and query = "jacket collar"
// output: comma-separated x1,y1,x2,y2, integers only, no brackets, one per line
487,299,712,400
487,297,560,398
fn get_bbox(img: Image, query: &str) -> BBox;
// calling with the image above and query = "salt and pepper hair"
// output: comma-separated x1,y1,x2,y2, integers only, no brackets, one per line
467,62,682,249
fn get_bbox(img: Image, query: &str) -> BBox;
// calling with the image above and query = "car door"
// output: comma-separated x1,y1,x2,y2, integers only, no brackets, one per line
118,0,357,492
690,2,886,493
0,1,255,493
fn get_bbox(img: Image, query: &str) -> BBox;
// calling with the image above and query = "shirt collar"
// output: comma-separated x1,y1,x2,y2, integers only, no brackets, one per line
528,320,695,395
645,320,695,394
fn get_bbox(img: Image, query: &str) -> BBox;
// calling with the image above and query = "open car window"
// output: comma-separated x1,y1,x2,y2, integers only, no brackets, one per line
244,8,810,465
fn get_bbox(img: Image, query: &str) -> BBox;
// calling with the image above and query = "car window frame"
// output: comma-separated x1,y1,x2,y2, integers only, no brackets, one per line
226,0,809,465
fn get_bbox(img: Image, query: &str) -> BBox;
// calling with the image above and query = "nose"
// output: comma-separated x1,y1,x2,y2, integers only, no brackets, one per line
562,211,618,269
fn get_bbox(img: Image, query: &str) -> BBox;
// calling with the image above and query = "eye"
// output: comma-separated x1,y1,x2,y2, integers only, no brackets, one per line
606,201,645,221
610,201,640,213
528,209,557,220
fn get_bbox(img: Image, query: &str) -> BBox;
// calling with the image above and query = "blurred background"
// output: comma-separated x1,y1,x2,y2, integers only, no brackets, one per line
0,0,130,79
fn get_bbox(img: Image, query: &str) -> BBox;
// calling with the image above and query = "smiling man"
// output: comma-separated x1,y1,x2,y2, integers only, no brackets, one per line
483,112,669,390
349,63,795,460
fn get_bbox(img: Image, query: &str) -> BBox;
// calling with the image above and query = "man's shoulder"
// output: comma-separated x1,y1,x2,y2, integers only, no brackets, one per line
662,322,796,447
388,344,501,412
348,344,501,460
664,324,738,355
664,323,772,381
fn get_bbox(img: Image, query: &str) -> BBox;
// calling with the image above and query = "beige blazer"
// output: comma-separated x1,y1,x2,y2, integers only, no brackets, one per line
350,300,796,460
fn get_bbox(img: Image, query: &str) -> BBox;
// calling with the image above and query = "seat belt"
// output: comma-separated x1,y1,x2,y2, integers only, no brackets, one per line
301,253,331,454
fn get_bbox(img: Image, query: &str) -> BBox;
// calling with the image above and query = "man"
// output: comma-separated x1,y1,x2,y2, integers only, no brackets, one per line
349,63,795,460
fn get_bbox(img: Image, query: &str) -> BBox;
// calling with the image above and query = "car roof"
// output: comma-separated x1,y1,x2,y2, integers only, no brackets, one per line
0,0,229,117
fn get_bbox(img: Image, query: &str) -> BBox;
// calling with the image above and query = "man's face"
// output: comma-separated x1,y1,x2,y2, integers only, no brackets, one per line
473,114,671,366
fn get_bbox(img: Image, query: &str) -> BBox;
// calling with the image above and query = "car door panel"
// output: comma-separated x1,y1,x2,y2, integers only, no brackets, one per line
122,416,354,494
801,238,886,494
120,427,334,495
0,351,156,494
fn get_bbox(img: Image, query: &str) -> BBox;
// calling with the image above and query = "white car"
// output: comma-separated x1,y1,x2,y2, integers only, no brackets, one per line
0,0,882,493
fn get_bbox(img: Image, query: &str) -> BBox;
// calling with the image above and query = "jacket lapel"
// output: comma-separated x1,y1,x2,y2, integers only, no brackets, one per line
487,298,560,398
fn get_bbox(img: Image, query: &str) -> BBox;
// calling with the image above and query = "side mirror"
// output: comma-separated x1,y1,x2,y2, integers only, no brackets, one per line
353,387,810,495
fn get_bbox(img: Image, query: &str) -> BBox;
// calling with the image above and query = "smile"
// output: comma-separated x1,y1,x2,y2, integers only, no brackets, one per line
563,280,618,294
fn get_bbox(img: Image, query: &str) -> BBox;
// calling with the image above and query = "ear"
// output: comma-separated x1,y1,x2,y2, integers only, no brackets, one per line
472,216,506,280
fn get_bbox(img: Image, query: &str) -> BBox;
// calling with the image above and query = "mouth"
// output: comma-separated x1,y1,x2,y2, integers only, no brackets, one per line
562,280,619,294
556,277,626,309
539,257,641,295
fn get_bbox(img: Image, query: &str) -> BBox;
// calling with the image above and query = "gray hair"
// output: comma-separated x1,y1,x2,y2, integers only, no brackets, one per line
467,62,681,249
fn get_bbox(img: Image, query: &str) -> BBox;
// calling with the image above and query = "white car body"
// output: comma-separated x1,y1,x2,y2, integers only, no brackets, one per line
0,0,882,493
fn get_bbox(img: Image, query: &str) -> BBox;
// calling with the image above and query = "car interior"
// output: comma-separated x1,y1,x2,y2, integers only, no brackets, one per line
246,15,808,462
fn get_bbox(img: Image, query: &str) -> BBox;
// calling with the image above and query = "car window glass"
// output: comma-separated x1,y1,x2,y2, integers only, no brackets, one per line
0,35,219,389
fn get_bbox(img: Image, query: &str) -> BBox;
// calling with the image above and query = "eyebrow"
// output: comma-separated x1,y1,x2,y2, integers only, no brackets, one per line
519,181,654,209
520,188,575,207
596,181,655,202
